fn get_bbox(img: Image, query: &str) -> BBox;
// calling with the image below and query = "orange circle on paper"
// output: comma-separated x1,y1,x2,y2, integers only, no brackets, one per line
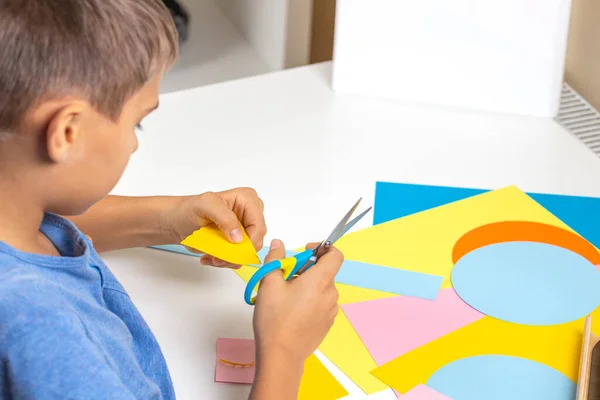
452,221,600,265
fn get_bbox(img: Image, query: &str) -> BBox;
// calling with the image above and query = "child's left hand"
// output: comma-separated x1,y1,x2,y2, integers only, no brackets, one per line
162,187,266,268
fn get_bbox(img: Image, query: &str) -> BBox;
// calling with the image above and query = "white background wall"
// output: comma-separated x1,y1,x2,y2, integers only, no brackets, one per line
332,0,573,117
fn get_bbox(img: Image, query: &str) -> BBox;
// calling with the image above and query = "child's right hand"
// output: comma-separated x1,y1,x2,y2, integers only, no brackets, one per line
252,239,342,366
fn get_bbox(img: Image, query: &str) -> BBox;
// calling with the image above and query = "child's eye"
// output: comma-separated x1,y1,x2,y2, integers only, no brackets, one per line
135,123,144,131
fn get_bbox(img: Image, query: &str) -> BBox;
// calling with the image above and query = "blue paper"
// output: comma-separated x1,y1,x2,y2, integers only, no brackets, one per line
427,355,576,400
151,245,442,299
374,182,600,250
335,260,442,300
452,241,600,325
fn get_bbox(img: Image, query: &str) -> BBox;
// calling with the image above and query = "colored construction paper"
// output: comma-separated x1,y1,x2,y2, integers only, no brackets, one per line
452,241,600,326
426,356,575,400
401,384,452,399
336,186,596,290
373,181,600,250
237,186,600,395
299,354,349,400
335,260,442,300
181,224,260,266
341,288,484,365
370,311,600,394
215,338,255,384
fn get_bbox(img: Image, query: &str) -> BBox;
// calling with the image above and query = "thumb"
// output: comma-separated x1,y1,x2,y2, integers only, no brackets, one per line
197,192,243,243
260,239,287,285
305,247,344,282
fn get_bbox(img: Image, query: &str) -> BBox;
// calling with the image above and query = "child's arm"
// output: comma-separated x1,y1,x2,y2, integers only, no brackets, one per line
249,240,343,399
67,188,266,256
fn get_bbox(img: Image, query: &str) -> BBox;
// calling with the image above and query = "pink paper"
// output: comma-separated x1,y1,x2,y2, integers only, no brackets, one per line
342,288,484,365
400,384,452,399
215,338,256,384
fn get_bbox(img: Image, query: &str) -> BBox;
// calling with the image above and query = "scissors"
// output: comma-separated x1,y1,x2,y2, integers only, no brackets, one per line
244,198,372,305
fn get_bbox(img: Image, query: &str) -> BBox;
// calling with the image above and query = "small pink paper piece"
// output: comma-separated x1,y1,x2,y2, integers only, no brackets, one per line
342,288,484,365
215,338,256,384
400,384,452,399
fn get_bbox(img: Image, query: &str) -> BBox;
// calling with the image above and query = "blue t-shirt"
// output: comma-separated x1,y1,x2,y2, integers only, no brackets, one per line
0,214,175,399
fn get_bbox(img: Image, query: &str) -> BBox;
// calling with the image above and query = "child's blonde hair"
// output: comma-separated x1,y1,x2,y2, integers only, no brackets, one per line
0,0,179,136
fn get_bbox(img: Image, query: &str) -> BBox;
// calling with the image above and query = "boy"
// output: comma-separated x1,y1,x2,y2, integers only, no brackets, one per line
0,0,342,399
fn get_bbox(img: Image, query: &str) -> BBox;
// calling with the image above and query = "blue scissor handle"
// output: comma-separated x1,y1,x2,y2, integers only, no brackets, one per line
244,249,316,305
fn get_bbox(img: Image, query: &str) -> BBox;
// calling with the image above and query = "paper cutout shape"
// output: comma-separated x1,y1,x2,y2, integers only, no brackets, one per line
373,181,600,251
369,312,600,394
452,241,600,326
401,384,452,399
299,354,349,400
341,288,484,365
335,260,442,300
181,224,260,265
452,221,600,265
426,356,575,400
215,338,255,384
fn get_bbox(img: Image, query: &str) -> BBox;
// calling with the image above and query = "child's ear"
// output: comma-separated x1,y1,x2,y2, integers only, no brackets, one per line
45,102,86,163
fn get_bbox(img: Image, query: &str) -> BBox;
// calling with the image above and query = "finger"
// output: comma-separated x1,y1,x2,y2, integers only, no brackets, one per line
304,247,344,281
263,239,286,264
197,192,243,243
240,194,267,250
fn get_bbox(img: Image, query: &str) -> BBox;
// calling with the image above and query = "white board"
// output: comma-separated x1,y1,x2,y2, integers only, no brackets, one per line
332,0,573,117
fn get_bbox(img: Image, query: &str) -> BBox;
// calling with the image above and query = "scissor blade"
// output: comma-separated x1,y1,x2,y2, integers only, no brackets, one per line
323,198,362,245
330,206,372,245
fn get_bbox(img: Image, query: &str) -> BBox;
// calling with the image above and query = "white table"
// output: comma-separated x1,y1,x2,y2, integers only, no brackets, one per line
105,62,600,399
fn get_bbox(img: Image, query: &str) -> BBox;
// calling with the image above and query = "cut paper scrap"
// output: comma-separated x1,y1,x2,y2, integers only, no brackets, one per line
336,260,442,300
452,241,600,326
299,353,349,400
336,186,599,290
341,288,484,366
400,384,451,399
181,224,260,266
215,338,255,384
452,221,600,265
426,355,575,400
370,311,600,394
234,264,392,394
214,338,348,399
373,181,600,250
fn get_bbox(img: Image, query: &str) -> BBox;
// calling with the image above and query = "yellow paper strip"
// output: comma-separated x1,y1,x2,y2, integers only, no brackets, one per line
181,224,260,265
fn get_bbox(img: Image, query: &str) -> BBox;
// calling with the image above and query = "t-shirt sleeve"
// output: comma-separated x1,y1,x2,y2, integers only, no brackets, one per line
1,297,136,399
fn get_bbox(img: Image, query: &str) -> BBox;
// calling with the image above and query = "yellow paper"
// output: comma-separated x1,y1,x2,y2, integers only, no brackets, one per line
235,186,592,394
299,355,348,400
181,224,260,265
370,312,600,394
